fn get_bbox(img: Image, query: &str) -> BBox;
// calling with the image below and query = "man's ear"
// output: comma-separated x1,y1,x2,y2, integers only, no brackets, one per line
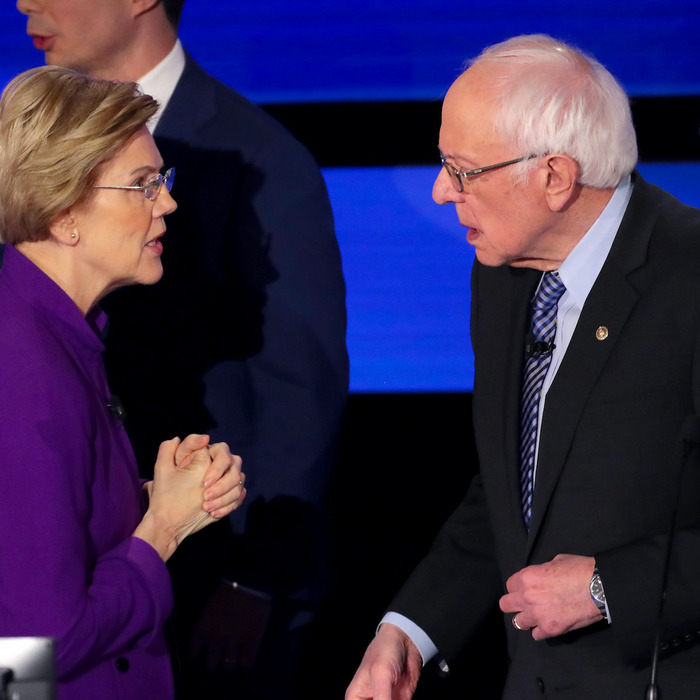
49,210,79,246
132,0,161,18
542,154,580,212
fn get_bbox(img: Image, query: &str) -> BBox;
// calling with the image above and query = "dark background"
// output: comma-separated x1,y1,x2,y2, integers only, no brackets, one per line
297,392,508,698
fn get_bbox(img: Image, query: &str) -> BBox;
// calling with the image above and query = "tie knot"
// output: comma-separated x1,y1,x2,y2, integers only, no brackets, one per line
534,271,566,311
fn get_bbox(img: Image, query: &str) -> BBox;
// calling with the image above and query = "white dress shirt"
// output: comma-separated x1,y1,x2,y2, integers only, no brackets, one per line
137,39,186,133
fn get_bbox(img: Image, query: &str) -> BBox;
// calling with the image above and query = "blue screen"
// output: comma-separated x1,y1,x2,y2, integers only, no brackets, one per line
2,1,700,101
328,163,700,391
1,3,698,392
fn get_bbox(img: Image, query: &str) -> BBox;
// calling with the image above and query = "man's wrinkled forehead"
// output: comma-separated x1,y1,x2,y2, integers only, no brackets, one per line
440,68,502,148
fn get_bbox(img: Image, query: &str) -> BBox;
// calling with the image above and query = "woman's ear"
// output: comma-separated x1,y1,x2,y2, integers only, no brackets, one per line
49,210,79,246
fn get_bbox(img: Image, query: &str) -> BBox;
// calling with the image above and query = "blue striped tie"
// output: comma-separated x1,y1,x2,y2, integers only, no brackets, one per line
520,271,566,528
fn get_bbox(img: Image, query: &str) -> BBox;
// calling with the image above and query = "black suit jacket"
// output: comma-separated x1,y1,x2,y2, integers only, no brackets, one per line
390,173,700,699
102,54,348,599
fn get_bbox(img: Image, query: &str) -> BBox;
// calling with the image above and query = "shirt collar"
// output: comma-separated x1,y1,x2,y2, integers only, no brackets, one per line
137,38,186,133
557,176,633,310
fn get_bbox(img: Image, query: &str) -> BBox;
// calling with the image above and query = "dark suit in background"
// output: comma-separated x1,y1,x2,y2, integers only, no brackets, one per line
390,173,700,698
102,54,348,698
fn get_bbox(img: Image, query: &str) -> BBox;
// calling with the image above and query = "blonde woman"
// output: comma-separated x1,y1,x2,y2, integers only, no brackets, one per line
0,66,246,699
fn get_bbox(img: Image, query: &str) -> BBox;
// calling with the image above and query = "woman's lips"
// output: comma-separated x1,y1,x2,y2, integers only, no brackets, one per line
146,236,164,255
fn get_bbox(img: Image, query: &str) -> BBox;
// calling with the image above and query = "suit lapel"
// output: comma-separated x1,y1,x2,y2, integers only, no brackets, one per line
474,264,539,553
152,55,214,219
150,56,234,280
502,271,540,540
155,54,216,142
526,173,658,552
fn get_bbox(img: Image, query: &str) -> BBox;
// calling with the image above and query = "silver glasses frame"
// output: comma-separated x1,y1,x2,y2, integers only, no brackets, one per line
94,167,175,201
439,152,538,193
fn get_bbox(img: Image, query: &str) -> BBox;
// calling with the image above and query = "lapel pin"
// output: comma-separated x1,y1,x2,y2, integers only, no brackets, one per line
595,326,609,341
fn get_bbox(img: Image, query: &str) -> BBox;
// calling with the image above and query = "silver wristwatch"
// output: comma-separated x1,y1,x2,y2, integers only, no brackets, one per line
589,566,609,622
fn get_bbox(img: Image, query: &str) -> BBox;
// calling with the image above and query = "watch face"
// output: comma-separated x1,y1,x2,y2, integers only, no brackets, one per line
591,574,606,603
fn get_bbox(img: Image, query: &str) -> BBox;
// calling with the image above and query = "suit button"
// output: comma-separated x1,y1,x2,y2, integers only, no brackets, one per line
116,657,130,673
536,677,545,693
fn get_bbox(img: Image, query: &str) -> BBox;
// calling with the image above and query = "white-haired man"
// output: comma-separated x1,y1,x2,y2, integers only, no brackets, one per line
347,34,700,700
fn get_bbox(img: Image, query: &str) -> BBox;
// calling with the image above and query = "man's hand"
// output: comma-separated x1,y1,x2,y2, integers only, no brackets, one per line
499,553,602,641
345,623,422,700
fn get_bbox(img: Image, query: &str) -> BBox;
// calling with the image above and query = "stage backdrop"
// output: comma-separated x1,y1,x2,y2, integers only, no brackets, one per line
2,2,699,391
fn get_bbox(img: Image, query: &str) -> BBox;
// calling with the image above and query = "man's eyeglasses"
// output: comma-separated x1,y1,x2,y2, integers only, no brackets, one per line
94,167,175,201
439,152,538,193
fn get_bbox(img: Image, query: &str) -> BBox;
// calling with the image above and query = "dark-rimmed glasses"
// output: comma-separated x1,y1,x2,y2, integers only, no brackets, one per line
94,167,175,201
439,151,538,193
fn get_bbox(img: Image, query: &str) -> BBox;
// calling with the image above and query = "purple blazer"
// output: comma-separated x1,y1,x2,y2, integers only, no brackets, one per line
0,245,174,699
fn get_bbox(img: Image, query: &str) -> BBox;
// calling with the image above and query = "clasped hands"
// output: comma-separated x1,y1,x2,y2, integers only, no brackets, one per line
499,553,603,640
135,434,246,562
173,433,246,519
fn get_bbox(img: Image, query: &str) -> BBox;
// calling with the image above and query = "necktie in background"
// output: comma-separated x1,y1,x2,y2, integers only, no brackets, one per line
520,271,566,528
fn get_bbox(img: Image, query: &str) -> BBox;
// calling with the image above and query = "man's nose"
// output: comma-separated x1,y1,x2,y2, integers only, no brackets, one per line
16,0,38,17
432,167,460,205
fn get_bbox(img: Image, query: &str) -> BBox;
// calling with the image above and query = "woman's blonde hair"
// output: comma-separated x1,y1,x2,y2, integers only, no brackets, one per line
0,65,158,245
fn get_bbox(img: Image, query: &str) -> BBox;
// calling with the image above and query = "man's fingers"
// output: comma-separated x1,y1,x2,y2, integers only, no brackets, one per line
368,664,397,700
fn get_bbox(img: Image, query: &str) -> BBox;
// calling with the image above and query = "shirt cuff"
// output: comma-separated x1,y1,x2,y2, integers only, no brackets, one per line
380,612,439,667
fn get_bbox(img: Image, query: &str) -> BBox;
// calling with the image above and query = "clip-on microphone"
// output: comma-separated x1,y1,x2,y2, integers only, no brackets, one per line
524,332,556,358
106,395,126,423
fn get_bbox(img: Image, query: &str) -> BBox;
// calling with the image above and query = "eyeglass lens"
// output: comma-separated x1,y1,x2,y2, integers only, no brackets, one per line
145,168,175,200
441,162,463,193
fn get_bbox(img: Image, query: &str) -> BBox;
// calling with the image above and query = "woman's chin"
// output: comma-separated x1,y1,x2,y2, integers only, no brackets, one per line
133,260,164,287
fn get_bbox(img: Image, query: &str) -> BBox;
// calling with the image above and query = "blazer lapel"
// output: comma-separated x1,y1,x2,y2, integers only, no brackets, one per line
474,264,540,553
155,54,216,142
526,173,658,551
151,55,235,279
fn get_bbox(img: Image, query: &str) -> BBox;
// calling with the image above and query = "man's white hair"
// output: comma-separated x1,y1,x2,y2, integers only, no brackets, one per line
469,34,638,188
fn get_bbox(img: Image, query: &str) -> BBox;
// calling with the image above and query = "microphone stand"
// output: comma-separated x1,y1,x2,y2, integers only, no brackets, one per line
645,415,700,700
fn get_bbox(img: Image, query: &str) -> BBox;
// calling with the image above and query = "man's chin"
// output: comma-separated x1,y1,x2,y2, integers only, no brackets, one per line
473,248,506,268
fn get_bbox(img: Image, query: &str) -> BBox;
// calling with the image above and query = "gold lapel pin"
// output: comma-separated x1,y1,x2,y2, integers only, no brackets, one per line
595,326,609,341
